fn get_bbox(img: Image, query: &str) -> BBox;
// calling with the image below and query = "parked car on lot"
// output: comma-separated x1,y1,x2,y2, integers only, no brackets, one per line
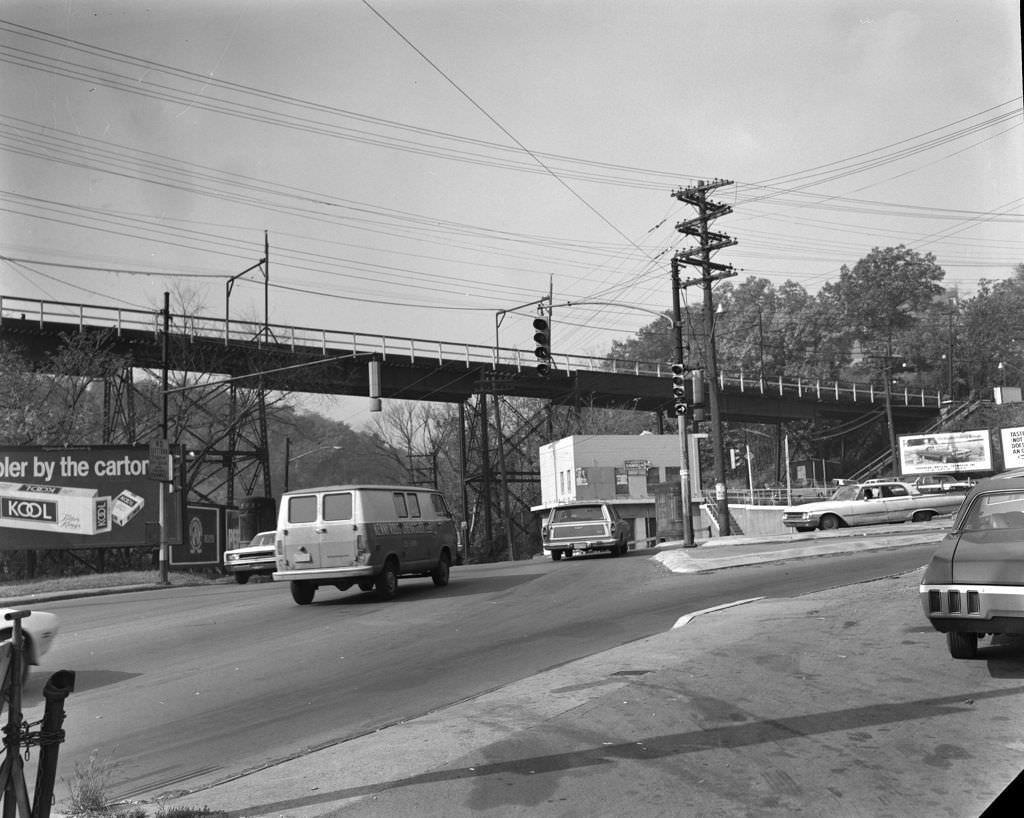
541,501,631,560
920,474,1024,659
782,480,964,532
906,473,975,494
223,530,277,584
1,608,60,683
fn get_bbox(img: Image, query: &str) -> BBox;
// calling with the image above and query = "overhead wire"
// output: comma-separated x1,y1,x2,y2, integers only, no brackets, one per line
0,19,1019,346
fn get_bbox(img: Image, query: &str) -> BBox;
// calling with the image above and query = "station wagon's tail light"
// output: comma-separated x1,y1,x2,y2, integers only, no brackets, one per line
928,590,942,613
967,591,980,614
948,590,961,613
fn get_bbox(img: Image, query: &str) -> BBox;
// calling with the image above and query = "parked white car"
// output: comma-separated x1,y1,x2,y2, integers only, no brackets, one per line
1,608,60,683
223,530,276,584
782,481,964,532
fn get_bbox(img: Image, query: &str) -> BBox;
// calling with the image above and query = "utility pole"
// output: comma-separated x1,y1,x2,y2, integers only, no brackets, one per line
672,179,737,536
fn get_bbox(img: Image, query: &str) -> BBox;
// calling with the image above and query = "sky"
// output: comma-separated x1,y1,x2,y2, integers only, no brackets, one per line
0,0,1021,427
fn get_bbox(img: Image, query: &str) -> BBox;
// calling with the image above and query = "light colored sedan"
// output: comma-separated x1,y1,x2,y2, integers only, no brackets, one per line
782,481,963,532
1,607,60,680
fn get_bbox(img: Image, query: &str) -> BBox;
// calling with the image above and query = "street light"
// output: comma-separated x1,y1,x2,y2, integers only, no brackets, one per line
283,437,342,492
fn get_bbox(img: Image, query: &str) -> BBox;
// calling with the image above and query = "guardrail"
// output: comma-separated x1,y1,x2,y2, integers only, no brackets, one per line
0,295,943,409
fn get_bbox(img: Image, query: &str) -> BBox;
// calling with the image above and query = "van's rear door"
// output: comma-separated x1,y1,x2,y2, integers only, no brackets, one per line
319,490,358,567
280,493,322,569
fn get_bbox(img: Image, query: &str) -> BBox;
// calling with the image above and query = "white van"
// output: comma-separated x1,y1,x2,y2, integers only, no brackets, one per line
273,484,459,604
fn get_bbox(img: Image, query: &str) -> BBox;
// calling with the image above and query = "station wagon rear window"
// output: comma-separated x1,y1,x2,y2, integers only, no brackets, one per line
552,505,604,523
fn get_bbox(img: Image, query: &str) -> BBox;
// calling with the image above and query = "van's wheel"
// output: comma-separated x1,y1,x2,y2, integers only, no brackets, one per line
234,572,250,585
912,510,934,523
947,631,978,659
290,581,315,605
431,552,451,586
551,550,562,561
376,559,399,601
819,514,841,531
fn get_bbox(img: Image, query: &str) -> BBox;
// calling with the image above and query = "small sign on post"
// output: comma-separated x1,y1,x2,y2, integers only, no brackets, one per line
149,439,171,482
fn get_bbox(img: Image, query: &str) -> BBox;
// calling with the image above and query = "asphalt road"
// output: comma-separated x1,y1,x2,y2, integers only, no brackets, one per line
23,542,938,805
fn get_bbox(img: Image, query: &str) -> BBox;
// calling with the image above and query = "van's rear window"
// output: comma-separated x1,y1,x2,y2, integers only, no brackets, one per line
324,492,353,521
288,495,317,524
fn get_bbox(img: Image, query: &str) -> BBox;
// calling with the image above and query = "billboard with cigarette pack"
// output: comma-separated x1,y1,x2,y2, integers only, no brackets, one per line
0,445,182,550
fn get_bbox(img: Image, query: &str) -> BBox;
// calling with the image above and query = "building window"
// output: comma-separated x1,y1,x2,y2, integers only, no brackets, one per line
614,468,629,495
646,466,660,491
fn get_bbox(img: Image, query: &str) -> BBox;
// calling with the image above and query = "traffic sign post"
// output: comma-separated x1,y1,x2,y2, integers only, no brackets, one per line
149,440,172,584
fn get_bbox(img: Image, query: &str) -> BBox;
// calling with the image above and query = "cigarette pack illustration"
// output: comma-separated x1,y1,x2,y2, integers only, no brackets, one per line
0,482,112,535
111,489,145,527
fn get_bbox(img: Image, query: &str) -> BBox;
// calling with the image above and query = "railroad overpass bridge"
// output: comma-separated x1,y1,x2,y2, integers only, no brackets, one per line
0,295,944,555
0,296,941,427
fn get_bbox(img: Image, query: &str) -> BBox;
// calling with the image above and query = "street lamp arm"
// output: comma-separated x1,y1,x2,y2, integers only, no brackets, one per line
556,300,673,322
288,445,342,463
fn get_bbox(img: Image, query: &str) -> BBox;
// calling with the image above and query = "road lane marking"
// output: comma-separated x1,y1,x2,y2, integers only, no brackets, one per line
673,596,765,629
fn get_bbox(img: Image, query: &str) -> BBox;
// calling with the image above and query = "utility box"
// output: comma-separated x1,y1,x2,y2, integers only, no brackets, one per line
654,481,686,542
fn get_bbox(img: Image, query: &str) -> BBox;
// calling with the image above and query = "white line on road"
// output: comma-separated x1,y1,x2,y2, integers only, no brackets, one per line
672,596,765,629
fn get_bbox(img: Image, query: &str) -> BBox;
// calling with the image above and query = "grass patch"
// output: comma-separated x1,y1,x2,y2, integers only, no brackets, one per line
0,570,222,601
62,750,228,818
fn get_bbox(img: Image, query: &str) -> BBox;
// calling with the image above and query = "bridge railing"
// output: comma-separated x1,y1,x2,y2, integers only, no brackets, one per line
0,295,941,408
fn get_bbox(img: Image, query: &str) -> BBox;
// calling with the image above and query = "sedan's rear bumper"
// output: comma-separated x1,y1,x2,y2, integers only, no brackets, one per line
920,583,1024,633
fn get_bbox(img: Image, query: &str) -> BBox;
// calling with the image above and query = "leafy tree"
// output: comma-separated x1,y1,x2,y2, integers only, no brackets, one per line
958,268,1024,395
822,245,946,372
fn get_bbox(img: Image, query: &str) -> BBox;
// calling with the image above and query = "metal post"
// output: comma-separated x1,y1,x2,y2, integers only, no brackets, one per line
0,611,31,817
671,258,695,547
159,291,170,585
704,284,730,535
492,387,515,561
283,436,291,493
31,670,76,818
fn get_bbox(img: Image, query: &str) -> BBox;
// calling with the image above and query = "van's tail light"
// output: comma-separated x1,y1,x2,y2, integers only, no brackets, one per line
355,531,369,564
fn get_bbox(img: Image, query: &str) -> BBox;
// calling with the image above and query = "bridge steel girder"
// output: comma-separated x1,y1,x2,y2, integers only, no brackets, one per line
0,315,941,428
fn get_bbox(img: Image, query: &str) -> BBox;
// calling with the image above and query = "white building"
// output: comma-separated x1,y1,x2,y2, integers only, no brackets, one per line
536,433,704,546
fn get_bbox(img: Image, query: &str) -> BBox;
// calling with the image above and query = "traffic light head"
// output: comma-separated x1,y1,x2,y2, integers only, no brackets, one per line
670,363,687,416
533,315,551,377
670,363,686,396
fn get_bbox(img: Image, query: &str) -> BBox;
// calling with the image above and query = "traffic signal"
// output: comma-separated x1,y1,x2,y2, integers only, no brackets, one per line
533,314,551,377
671,363,687,415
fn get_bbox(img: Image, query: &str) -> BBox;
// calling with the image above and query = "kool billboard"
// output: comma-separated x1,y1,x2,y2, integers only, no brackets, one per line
0,445,182,550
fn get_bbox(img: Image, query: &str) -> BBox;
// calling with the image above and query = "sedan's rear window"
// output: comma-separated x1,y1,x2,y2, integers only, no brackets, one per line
961,492,1024,531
